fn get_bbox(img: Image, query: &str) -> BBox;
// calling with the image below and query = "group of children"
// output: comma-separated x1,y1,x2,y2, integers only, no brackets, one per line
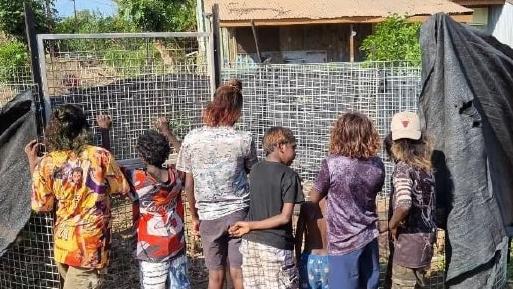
25,80,437,289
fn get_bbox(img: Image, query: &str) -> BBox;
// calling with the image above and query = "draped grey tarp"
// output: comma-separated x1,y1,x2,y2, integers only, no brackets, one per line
419,13,513,288
0,91,36,256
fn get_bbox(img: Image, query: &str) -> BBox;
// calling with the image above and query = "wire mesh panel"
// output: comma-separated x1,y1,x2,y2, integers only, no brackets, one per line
222,62,507,289
0,70,60,289
2,52,509,289
223,62,421,184
33,33,212,289
0,214,60,289
40,33,212,160
0,66,34,106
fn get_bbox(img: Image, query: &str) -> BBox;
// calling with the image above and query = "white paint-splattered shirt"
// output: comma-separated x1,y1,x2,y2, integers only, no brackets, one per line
176,126,257,220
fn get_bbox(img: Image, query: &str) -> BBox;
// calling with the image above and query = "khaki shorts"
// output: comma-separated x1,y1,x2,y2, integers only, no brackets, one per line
57,263,103,289
391,263,427,289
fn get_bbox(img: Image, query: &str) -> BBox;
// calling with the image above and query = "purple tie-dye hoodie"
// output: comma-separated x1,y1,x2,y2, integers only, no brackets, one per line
314,155,385,255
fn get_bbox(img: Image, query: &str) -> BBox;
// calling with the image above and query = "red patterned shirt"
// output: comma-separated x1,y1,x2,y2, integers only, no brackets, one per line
126,167,185,262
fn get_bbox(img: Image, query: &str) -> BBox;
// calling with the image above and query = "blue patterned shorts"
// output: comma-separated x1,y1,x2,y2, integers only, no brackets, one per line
299,253,329,289
139,253,191,289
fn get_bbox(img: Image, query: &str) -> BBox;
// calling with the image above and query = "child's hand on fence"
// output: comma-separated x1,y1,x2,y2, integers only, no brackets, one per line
24,139,43,174
155,117,172,135
96,114,112,129
228,221,250,237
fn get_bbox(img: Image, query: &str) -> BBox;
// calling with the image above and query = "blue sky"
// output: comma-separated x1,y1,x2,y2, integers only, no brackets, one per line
55,0,118,17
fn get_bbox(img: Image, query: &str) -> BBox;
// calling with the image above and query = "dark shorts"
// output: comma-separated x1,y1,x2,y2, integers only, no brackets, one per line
199,209,248,270
328,238,380,289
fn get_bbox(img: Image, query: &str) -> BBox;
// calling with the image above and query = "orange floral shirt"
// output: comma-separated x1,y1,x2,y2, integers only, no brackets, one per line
31,145,129,268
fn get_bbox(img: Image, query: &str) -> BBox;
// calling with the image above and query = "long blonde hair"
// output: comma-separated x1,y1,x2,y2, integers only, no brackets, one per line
386,132,433,171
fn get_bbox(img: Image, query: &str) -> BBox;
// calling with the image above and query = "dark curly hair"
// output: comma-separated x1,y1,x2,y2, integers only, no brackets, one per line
136,130,171,167
45,104,91,153
329,112,381,159
202,80,243,127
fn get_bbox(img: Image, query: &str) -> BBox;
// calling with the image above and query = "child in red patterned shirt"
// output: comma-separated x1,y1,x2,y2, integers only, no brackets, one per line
97,116,190,289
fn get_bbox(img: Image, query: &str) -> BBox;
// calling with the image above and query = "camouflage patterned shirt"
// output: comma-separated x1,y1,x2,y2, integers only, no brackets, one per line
176,126,257,220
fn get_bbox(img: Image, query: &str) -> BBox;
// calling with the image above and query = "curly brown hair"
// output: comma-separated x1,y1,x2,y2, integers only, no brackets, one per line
45,104,91,153
202,80,243,127
329,112,381,159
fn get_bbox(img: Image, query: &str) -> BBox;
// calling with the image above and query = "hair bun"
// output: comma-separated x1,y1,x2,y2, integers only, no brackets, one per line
225,79,242,91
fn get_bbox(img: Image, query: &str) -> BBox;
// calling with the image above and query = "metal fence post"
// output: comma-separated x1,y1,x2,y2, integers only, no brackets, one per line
24,2,46,140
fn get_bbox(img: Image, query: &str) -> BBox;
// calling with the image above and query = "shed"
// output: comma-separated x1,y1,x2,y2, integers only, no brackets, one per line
201,0,473,64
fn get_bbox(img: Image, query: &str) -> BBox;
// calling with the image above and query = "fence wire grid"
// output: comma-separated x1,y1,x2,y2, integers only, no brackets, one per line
0,33,510,289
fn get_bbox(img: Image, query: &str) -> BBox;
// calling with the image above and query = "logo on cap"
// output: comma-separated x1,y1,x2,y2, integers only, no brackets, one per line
401,120,409,128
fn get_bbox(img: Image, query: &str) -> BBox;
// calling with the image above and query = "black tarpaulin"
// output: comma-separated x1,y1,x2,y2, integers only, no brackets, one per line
0,91,36,256
419,13,513,288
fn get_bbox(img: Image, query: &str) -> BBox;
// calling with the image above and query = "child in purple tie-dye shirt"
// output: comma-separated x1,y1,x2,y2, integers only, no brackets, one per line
309,112,385,289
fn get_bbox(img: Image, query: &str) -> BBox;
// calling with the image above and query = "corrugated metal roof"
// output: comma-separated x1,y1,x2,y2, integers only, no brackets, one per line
205,0,472,23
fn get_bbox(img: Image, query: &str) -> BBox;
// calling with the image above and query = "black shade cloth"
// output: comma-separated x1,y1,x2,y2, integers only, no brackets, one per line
0,91,36,256
419,13,513,287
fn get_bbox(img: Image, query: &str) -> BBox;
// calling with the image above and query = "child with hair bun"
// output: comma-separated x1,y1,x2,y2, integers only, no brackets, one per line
176,79,257,289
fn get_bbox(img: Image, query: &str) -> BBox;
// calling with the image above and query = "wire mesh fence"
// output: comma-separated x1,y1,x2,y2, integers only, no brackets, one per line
222,62,446,289
0,66,34,106
223,62,421,189
0,68,59,289
0,37,510,289
42,33,211,289
222,62,508,289
1,33,211,289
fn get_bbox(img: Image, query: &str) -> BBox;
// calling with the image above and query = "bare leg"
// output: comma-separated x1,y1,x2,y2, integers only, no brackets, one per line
208,268,226,289
229,267,243,289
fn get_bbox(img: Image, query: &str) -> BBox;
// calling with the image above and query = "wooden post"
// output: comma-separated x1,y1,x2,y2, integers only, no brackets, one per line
251,20,262,63
349,24,355,62
212,4,221,88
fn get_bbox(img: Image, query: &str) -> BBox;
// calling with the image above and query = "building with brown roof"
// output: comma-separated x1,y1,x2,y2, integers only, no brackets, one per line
452,0,513,47
198,0,472,64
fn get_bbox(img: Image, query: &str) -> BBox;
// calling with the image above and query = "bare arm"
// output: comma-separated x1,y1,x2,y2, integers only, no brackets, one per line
96,114,112,150
389,206,410,241
389,165,413,241
155,117,182,152
294,204,306,262
229,203,295,237
25,140,42,174
185,173,200,234
308,188,325,204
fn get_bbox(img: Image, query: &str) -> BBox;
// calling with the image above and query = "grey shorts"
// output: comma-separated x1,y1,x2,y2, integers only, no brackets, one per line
199,209,247,270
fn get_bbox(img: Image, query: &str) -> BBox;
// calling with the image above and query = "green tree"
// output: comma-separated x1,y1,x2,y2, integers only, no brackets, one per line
0,38,29,83
361,15,421,65
55,10,137,34
0,0,55,40
116,0,196,32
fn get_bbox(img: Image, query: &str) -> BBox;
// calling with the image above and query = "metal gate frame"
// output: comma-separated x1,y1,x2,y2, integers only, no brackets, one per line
36,31,215,126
